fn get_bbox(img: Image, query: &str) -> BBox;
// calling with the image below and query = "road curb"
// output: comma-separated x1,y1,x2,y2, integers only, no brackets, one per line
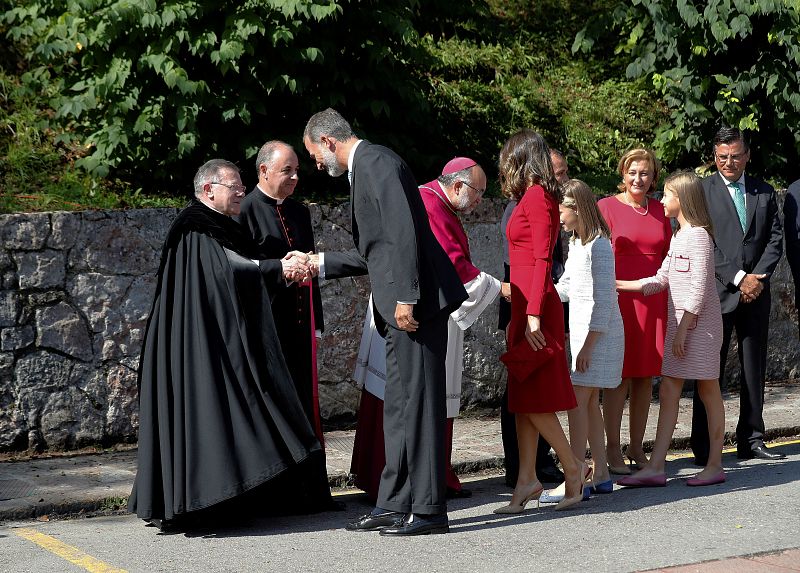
2,428,797,524
0,497,129,523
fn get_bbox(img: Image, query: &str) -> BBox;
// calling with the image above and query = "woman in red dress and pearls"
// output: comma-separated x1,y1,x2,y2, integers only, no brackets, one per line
598,148,671,474
495,130,587,513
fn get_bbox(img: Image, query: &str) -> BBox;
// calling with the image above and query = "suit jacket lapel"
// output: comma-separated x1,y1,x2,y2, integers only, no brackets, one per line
350,142,363,248
744,175,757,233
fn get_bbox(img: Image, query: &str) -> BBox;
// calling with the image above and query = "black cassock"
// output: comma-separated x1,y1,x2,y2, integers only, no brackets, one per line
237,190,324,443
128,200,331,524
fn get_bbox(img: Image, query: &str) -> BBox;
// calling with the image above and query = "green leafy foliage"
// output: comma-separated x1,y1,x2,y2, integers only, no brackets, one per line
2,0,669,209
4,0,401,193
0,67,184,212
421,0,667,193
575,0,800,182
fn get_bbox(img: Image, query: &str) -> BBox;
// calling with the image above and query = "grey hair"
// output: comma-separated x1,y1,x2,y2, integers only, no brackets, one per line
304,108,355,143
193,159,239,197
438,167,474,188
255,140,293,178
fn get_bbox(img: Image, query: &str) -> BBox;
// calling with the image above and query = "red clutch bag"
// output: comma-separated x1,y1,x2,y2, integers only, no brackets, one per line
500,334,557,382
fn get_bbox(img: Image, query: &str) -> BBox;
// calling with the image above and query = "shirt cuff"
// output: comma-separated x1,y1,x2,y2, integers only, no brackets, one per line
318,252,326,280
397,300,417,305
733,270,746,287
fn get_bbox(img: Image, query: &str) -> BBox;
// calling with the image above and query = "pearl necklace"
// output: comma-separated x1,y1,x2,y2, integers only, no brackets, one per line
624,193,649,216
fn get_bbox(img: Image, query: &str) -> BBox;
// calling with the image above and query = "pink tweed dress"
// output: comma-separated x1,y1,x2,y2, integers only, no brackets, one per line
640,226,723,379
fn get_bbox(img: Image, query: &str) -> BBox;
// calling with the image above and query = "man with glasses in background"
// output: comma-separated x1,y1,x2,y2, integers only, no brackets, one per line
690,126,785,465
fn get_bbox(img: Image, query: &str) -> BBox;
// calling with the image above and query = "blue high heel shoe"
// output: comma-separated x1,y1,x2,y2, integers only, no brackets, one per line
589,479,614,494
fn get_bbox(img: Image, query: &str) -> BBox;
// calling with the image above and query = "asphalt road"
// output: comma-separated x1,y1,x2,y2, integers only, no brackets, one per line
2,442,799,573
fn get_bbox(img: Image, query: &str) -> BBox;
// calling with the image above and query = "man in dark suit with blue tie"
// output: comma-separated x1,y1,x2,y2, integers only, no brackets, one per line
691,126,785,463
784,178,800,338
303,108,467,535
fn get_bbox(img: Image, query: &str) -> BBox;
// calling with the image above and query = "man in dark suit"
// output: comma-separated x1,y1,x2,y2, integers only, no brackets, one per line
691,127,784,463
784,178,800,338
303,109,467,535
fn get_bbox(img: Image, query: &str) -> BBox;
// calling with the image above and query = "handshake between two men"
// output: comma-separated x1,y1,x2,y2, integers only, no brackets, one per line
281,250,321,283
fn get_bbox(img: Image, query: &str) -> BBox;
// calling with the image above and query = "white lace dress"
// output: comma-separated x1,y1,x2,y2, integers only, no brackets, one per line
555,236,624,388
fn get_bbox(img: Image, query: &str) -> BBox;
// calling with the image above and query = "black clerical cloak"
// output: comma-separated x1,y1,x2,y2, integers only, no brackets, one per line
128,200,329,523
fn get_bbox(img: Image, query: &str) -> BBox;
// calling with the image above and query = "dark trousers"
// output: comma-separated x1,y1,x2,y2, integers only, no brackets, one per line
378,310,449,515
691,290,770,459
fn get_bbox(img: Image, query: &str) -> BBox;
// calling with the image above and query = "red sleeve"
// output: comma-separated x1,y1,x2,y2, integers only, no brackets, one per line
426,201,480,284
523,187,555,316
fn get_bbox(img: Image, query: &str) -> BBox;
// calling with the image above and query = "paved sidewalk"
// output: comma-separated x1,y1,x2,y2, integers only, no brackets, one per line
1,383,798,524
643,547,800,572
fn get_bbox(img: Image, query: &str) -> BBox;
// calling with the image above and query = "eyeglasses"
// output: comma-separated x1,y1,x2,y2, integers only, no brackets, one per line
715,153,746,164
462,181,486,195
210,181,246,194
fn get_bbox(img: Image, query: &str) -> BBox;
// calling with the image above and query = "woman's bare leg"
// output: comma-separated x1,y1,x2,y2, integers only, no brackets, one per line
627,376,653,466
603,378,630,470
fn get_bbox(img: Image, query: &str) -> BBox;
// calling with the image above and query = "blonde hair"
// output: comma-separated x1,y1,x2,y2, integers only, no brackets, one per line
663,170,714,238
617,148,661,195
561,179,610,244
499,129,561,202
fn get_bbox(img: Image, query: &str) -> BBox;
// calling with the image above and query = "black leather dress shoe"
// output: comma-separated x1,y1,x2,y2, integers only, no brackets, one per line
147,518,184,533
379,513,449,536
537,464,565,484
325,499,347,512
345,510,405,532
738,444,786,460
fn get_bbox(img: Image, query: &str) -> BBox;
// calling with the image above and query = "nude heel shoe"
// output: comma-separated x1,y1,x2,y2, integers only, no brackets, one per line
494,483,544,514
555,463,590,512
607,448,631,475
626,452,649,471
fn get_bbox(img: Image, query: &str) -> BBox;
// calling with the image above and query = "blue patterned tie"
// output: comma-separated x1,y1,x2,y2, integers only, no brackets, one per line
730,182,746,231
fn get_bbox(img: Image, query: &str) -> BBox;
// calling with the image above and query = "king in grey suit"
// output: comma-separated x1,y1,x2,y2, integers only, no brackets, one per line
303,109,467,535
691,127,785,462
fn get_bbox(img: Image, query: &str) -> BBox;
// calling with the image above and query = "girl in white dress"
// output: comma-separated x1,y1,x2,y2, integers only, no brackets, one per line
616,171,725,488
541,179,624,503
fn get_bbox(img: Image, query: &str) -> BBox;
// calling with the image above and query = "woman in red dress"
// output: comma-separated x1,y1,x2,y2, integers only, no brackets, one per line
598,148,671,474
495,130,587,513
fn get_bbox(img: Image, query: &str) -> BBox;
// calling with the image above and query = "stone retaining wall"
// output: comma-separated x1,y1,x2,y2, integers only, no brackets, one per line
1,199,798,451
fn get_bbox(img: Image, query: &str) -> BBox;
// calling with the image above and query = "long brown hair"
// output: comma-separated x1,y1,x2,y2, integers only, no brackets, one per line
499,129,561,202
664,170,714,238
616,148,661,195
561,179,610,244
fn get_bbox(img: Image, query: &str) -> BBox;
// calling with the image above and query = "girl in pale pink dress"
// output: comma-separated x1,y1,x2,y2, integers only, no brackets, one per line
615,171,726,488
